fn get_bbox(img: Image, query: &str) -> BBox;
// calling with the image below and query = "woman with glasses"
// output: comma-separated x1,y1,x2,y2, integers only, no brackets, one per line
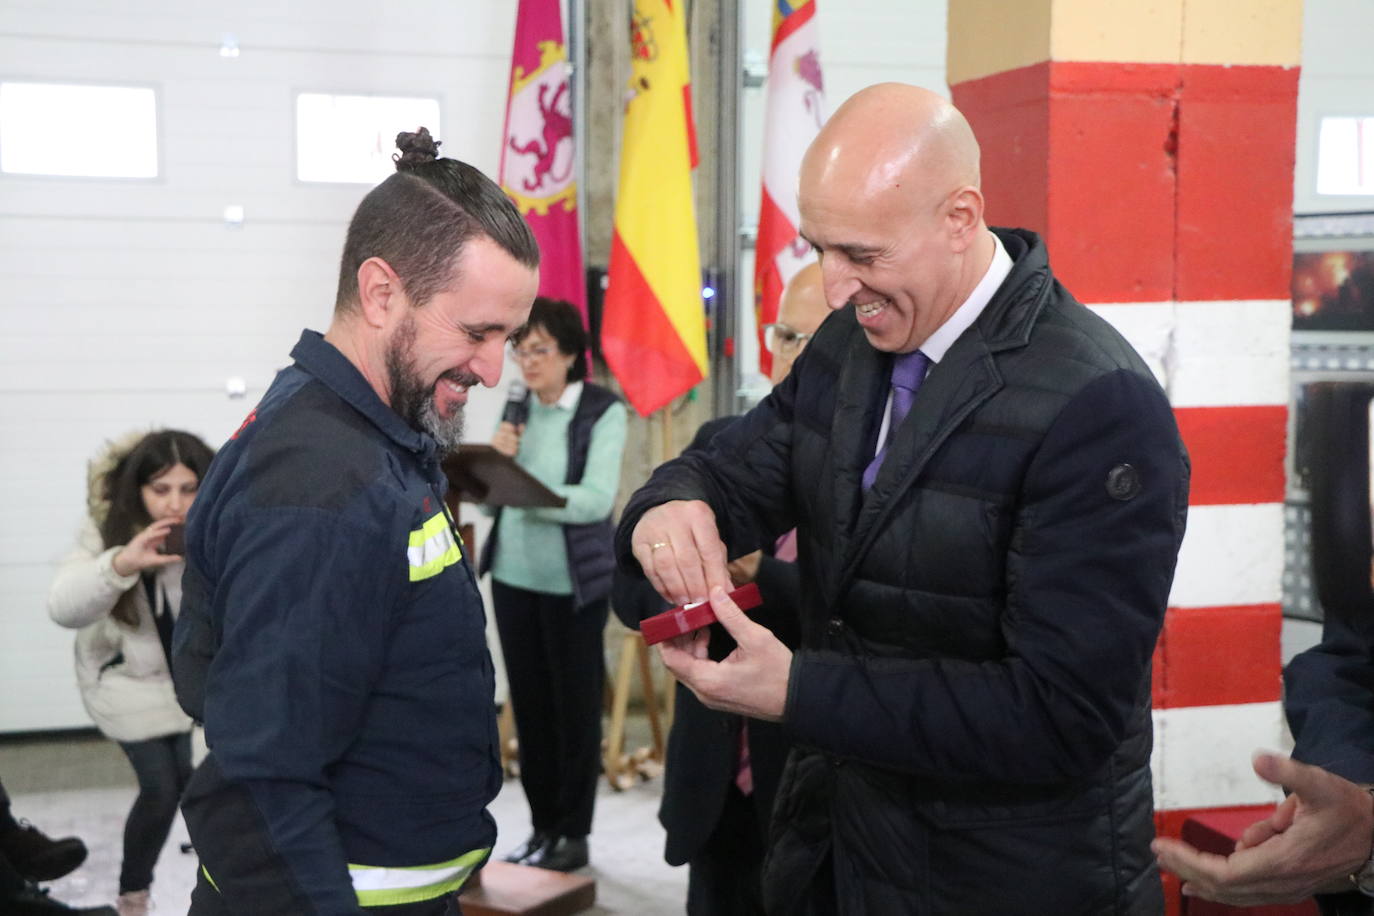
480,297,628,873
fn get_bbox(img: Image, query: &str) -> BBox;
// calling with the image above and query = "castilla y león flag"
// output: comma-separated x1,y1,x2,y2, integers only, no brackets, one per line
755,0,825,376
499,0,586,313
601,0,706,417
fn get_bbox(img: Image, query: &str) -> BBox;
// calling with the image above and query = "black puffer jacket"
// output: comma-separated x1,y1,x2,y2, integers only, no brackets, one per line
616,229,1190,914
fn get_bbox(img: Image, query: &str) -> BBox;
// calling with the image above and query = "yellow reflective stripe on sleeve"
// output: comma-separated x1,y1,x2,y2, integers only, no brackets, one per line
407,510,462,582
201,864,220,892
349,847,489,906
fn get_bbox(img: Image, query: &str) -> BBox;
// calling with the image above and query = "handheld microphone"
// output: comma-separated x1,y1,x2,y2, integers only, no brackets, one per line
502,379,529,427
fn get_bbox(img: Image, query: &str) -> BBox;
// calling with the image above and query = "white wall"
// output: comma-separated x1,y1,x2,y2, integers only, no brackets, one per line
1293,0,1374,213
0,0,519,732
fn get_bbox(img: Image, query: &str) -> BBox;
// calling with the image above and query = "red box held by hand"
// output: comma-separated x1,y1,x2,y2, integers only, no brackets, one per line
641,583,763,646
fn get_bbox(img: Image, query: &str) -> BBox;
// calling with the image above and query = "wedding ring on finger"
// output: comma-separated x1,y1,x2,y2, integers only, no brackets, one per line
650,541,670,551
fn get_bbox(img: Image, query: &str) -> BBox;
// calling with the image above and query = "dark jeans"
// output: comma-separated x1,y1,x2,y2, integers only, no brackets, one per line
190,866,463,914
0,853,23,900
0,777,21,897
117,732,192,894
0,775,13,829
491,581,608,839
687,785,767,916
0,849,20,899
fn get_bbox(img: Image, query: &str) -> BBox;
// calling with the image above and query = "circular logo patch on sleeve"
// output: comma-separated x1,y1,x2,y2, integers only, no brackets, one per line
1106,463,1141,501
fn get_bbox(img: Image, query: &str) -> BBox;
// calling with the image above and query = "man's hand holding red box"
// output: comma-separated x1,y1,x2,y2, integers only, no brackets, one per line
632,500,793,723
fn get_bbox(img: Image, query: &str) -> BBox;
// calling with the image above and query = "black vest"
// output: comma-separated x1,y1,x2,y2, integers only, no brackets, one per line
481,382,620,610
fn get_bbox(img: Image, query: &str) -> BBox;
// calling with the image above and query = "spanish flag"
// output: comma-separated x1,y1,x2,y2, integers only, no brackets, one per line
601,0,706,417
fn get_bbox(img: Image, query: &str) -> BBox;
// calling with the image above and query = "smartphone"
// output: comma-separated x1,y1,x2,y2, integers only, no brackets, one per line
160,522,186,556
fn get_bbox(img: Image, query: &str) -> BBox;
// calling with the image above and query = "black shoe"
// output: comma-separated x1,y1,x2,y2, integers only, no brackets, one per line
524,835,588,872
4,881,118,915
501,831,551,864
0,820,88,882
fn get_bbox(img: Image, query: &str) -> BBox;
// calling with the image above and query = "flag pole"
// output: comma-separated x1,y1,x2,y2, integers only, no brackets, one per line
660,403,675,465
658,401,678,736
568,0,588,309
710,0,743,419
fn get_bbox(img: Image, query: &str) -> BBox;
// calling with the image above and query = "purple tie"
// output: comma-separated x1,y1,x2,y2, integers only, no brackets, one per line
862,350,930,490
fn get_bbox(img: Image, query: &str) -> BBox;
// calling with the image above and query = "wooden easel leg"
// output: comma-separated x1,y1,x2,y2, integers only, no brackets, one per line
498,701,517,778
636,635,665,760
603,632,637,790
663,669,676,733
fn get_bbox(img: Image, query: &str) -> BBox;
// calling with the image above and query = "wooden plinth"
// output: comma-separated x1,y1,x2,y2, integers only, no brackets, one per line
458,861,596,916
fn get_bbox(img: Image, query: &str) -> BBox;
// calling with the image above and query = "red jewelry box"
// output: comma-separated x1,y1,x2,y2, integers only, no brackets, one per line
641,583,763,646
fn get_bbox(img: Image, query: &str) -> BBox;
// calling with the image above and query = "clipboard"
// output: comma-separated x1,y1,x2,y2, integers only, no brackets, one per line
442,444,567,508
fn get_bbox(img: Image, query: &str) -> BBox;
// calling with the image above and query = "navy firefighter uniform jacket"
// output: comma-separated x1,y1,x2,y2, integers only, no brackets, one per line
172,329,502,914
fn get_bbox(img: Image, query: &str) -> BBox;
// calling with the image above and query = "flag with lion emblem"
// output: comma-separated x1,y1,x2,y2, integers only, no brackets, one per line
755,0,825,376
499,0,586,313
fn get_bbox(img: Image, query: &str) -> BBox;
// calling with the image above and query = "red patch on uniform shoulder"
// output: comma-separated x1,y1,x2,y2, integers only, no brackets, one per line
230,408,258,440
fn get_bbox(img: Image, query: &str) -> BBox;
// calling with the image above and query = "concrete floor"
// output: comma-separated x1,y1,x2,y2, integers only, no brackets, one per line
1,720,687,915
0,619,1333,913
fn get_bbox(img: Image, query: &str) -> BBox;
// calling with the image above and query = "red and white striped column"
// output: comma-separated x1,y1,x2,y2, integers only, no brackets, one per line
946,2,1301,911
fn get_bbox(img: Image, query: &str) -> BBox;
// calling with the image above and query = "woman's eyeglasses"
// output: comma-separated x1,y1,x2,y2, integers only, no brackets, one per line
512,344,556,362
762,323,814,356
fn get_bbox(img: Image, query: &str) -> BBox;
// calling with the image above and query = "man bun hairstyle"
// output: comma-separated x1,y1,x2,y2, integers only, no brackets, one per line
393,127,441,168
335,127,539,313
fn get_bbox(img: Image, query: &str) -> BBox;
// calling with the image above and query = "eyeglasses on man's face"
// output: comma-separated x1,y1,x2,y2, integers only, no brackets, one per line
762,323,814,356
512,344,556,362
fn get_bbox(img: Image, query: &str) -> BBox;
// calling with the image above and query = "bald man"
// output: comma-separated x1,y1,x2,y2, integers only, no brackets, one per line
615,83,1189,914
765,261,828,386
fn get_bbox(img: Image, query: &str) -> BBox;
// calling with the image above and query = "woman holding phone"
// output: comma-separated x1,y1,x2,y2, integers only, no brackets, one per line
48,428,215,916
